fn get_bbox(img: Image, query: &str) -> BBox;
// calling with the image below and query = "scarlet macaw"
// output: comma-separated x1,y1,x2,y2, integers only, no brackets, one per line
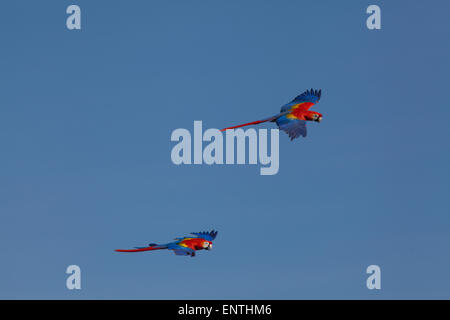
115,230,218,257
221,89,323,140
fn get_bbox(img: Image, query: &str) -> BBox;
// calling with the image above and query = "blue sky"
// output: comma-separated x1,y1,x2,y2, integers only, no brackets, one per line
1,0,449,299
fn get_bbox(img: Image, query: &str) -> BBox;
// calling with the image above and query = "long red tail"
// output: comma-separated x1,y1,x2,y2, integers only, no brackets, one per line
220,113,285,132
115,246,163,253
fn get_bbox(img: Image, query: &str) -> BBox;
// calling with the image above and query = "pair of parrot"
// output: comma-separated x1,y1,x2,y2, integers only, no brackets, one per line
116,89,324,257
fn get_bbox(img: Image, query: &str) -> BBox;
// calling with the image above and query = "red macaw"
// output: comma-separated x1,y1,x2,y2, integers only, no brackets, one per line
115,230,218,257
221,89,323,140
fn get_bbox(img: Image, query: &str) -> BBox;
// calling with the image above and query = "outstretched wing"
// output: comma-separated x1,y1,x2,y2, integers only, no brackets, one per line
190,230,218,241
281,88,322,112
275,115,307,140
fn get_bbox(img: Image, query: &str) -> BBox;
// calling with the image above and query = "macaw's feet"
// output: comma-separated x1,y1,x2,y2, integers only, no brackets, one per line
191,252,196,257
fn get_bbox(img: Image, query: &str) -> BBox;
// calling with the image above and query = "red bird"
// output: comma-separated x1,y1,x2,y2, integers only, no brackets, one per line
115,230,218,257
222,89,323,140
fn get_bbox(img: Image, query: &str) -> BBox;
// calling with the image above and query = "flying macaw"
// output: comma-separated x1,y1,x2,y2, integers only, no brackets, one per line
115,230,218,257
221,89,323,140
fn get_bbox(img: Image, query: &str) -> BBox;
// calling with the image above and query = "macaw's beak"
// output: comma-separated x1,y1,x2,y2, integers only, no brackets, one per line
317,117,322,123
207,244,213,250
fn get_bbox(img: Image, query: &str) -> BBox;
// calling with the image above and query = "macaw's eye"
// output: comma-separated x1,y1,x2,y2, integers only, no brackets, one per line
203,242,209,248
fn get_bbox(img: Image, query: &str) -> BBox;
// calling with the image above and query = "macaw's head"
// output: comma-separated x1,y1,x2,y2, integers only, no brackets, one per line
202,240,213,250
310,112,323,123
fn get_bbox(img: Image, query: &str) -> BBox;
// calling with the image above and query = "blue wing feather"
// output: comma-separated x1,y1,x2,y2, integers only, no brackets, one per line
167,243,195,256
275,115,307,140
190,230,218,241
280,89,322,112
290,88,321,104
